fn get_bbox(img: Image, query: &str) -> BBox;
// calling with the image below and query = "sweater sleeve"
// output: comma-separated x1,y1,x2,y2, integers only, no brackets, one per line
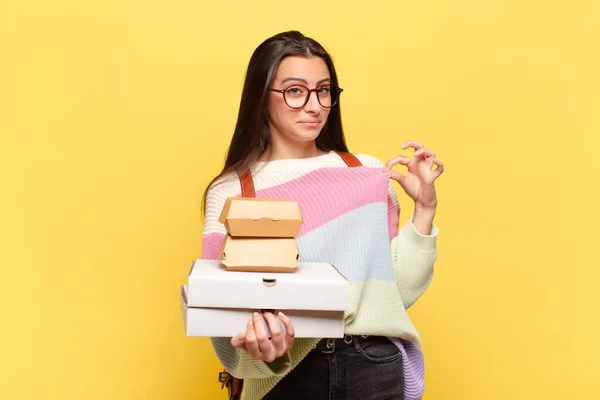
201,176,292,379
391,217,439,308
387,181,439,309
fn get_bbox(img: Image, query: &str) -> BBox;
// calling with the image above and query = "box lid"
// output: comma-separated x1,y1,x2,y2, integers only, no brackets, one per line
187,259,348,311
219,235,299,273
218,197,303,238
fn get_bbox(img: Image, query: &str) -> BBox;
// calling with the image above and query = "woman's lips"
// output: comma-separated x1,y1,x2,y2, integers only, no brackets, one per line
298,121,321,128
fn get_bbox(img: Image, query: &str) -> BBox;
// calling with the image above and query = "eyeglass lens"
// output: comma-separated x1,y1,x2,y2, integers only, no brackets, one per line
283,85,339,108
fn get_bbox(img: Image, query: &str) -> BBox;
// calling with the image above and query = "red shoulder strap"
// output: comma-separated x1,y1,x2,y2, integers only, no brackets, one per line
336,151,362,167
238,169,255,198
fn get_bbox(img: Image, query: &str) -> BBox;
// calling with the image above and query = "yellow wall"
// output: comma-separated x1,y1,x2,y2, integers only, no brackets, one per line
1,0,598,399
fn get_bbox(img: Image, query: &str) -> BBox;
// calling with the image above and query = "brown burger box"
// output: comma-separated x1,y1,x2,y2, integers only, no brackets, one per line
217,198,303,273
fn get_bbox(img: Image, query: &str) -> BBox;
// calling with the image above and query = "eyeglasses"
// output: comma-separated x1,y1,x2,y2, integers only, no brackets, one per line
270,84,343,109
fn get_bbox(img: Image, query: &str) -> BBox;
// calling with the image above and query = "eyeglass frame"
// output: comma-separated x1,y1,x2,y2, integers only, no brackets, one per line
269,84,344,109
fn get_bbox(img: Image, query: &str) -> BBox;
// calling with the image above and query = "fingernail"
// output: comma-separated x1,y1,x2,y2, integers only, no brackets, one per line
279,312,288,320
236,334,246,342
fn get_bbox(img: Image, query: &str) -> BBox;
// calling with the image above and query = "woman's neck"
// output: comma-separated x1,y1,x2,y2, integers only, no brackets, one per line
260,138,327,161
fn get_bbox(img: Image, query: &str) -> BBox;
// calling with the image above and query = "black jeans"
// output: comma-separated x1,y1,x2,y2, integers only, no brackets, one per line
263,336,404,400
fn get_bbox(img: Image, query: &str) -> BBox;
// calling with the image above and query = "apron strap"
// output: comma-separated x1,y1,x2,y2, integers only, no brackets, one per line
238,169,256,198
335,151,362,167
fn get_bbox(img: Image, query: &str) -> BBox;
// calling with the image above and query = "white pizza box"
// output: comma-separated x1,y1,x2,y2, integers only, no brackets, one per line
180,259,349,338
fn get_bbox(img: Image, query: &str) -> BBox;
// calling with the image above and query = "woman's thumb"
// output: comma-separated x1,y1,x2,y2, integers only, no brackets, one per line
231,333,246,348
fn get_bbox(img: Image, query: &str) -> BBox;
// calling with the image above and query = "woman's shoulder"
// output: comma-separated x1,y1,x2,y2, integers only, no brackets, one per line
353,153,387,168
203,172,240,232
206,172,241,202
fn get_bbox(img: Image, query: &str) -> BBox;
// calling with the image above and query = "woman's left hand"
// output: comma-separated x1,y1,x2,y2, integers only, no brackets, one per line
384,140,444,211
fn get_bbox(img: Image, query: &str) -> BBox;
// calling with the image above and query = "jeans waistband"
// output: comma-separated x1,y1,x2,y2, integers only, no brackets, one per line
311,335,373,354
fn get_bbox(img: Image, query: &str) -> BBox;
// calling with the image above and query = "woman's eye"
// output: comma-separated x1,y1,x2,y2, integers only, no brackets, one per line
286,87,306,97
317,87,331,95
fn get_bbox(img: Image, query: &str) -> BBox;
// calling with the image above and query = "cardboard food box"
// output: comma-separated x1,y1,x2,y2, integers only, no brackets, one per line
180,259,349,338
218,198,303,273
218,197,303,237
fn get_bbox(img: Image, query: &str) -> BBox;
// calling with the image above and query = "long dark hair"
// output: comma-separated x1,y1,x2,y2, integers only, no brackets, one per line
202,30,349,215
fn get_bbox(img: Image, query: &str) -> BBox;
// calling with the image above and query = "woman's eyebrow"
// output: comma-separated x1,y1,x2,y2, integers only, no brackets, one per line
280,77,331,85
281,77,308,84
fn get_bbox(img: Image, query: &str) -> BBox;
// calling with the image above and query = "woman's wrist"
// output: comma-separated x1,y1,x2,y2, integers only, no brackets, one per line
412,204,436,235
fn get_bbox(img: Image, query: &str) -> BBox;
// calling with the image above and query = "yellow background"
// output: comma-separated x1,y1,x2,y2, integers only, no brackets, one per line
1,0,598,399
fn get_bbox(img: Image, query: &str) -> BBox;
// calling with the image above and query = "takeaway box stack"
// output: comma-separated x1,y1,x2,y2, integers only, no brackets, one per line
180,197,349,338
218,197,303,272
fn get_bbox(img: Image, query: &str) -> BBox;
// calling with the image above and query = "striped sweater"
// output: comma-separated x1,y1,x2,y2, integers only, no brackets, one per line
201,151,439,400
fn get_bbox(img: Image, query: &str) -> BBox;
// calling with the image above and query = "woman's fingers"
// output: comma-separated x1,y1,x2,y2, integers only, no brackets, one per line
252,312,276,362
384,155,412,172
230,332,246,349
239,312,295,362
390,170,408,187
414,148,436,159
432,159,444,178
278,312,296,350
401,140,423,151
263,312,285,357
386,144,441,178
244,316,261,359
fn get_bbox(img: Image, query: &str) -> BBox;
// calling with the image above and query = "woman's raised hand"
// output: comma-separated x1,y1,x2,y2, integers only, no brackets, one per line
384,140,444,211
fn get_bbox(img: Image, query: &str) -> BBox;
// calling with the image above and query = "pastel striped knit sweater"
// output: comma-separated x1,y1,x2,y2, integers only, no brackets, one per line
201,151,439,400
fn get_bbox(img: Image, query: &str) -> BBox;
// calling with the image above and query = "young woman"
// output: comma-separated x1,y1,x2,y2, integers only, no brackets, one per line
200,30,444,400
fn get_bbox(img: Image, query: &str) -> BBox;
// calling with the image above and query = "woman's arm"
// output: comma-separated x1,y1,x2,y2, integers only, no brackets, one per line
383,140,444,308
387,182,439,309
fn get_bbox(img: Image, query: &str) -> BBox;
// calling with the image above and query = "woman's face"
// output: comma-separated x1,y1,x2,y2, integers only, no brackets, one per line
267,56,332,148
